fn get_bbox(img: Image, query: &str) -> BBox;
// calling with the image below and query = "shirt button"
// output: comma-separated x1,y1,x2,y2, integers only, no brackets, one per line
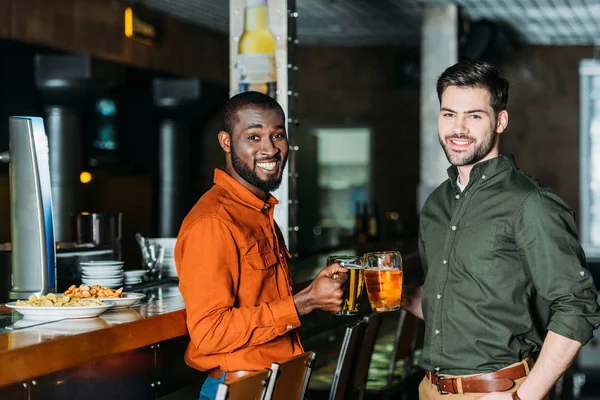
437,294,442,299
455,194,460,199
482,175,486,180
286,324,293,330
435,329,440,335
451,225,457,231
580,271,585,276
279,253,283,257
443,260,448,265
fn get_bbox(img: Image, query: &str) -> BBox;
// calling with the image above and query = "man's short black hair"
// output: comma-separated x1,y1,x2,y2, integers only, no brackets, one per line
437,61,509,116
220,91,284,134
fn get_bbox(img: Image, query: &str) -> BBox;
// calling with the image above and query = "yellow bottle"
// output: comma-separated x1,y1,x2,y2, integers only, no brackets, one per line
238,0,277,97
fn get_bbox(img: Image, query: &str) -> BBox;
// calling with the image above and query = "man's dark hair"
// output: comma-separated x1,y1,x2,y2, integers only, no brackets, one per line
436,61,509,116
220,91,284,134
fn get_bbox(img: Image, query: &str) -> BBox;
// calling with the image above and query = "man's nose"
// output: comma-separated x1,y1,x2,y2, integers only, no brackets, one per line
452,116,468,134
260,137,278,157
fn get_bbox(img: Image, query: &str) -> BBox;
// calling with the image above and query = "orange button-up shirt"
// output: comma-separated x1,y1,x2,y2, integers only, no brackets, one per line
175,169,303,372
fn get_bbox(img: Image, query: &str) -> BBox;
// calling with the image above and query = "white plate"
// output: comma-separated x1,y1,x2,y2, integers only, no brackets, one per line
81,264,123,270
82,279,124,285
81,268,123,273
82,270,123,277
97,293,145,309
81,269,123,276
6,301,115,321
124,270,146,277
80,260,124,265
82,278,124,283
81,275,123,286
82,280,124,289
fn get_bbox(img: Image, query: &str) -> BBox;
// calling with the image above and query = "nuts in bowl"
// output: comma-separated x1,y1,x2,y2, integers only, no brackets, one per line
15,293,103,307
63,284,125,299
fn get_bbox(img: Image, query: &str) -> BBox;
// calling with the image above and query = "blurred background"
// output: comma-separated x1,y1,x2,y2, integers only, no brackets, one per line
0,0,599,398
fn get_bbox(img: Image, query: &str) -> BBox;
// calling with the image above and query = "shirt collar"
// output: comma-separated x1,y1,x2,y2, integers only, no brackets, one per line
447,154,516,187
213,169,279,212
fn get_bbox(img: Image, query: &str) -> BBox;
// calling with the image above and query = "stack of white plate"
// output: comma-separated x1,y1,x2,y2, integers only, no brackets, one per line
148,238,178,278
124,270,146,285
80,260,124,288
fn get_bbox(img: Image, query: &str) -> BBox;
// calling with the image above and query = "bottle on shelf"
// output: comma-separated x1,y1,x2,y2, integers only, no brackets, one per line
237,0,277,98
367,202,381,243
353,201,363,239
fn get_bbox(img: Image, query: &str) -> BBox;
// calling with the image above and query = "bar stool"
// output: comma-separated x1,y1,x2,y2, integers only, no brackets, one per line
328,319,367,400
352,312,384,400
265,351,316,400
366,309,420,399
215,369,272,400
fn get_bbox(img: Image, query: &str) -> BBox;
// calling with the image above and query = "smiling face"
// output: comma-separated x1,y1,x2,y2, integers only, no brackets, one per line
219,105,288,200
438,85,508,167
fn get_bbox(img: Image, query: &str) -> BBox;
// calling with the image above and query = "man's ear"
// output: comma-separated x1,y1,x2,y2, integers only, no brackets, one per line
218,131,231,153
496,110,508,134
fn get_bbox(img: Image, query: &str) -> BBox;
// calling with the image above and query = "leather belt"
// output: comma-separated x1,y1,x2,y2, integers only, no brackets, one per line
425,362,528,394
207,368,255,381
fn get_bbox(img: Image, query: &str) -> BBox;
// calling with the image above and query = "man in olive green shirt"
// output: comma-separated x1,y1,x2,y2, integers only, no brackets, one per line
403,61,600,399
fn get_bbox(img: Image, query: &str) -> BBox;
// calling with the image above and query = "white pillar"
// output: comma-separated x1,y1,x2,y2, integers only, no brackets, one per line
418,4,458,212
230,0,295,247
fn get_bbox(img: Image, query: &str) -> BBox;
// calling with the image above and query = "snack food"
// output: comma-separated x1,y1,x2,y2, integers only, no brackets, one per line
15,293,103,307
63,284,125,299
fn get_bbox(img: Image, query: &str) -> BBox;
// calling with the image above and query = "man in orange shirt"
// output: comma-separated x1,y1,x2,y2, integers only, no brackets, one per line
175,91,347,400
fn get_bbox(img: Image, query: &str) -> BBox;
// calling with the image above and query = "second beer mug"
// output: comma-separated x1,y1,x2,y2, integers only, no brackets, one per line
363,251,403,312
327,255,364,316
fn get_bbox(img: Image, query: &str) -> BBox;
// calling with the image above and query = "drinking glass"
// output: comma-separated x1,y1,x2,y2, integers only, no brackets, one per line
363,251,403,312
327,255,364,316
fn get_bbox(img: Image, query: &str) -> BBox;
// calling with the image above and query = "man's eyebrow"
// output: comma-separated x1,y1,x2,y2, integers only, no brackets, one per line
465,109,489,114
440,107,489,115
243,123,263,131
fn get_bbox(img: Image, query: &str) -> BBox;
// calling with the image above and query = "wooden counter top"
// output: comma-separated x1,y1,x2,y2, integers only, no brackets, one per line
0,295,188,387
0,247,423,389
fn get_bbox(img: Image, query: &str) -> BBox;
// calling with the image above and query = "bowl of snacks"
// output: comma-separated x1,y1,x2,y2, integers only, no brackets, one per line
5,293,115,321
63,284,145,309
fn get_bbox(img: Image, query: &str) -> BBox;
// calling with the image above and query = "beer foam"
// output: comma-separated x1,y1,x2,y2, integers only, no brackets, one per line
376,266,398,271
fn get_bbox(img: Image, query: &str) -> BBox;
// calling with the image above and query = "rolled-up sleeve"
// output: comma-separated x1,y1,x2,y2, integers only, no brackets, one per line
175,215,300,356
515,189,600,345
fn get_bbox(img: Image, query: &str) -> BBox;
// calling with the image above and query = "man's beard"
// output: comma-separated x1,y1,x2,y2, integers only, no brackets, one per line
439,130,498,167
230,144,288,193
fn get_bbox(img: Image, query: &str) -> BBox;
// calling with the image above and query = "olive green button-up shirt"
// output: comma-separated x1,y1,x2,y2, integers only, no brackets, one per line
419,155,600,375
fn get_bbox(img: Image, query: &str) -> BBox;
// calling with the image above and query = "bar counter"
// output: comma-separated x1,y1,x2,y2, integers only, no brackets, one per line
0,245,421,398
0,283,203,399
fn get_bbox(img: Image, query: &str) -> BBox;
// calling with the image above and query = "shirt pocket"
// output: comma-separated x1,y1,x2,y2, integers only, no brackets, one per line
455,221,497,273
243,250,279,300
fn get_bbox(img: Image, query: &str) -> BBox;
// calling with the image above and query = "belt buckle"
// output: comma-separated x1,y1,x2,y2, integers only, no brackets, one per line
435,375,449,395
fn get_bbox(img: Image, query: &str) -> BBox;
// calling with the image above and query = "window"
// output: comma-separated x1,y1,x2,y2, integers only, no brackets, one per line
296,127,371,253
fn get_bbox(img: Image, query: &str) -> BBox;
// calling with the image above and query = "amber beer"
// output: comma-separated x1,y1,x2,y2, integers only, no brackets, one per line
363,251,403,311
327,256,364,316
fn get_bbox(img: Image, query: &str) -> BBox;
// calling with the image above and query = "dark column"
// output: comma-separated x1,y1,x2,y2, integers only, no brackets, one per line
153,78,200,238
35,54,119,243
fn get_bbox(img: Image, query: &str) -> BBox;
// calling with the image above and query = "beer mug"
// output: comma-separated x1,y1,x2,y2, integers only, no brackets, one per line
363,251,403,312
327,255,364,316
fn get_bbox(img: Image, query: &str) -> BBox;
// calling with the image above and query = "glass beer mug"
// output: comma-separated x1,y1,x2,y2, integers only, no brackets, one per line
363,251,403,312
327,255,364,316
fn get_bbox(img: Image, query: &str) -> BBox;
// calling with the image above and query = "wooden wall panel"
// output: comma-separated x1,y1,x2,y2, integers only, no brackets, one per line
1,0,228,83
